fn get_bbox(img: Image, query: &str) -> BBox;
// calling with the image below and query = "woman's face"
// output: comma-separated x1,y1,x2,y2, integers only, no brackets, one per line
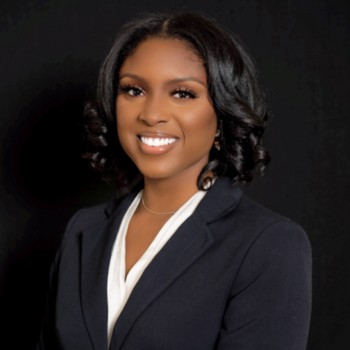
116,38,217,182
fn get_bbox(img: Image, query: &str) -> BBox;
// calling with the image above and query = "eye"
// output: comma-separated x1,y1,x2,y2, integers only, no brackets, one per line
128,87,144,97
172,87,197,99
118,84,144,97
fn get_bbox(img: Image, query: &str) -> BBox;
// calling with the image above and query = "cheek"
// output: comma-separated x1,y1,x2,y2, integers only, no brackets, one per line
116,99,140,134
116,99,131,130
182,105,217,146
116,99,137,155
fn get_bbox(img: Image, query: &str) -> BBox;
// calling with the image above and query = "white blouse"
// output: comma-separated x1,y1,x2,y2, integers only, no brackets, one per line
107,187,210,346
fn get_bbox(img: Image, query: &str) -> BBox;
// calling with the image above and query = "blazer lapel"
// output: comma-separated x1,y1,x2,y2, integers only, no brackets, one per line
109,212,213,350
109,177,243,350
80,188,140,350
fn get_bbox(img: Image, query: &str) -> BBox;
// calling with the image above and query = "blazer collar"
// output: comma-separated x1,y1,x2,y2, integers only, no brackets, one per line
104,187,140,218
81,177,242,350
105,176,242,223
196,176,242,223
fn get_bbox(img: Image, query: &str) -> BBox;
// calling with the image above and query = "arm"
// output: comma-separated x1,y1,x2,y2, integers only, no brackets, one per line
215,220,312,350
36,210,83,350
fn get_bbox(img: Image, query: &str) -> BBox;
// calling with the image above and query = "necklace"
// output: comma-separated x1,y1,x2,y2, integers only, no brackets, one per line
141,196,176,215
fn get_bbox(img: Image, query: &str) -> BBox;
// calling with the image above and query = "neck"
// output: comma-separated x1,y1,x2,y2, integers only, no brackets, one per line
141,167,213,215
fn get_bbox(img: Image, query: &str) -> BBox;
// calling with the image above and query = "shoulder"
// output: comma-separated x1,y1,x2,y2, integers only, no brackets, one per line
65,197,123,234
211,188,312,269
231,194,311,275
235,193,293,227
235,194,310,246
219,194,312,304
201,178,311,256
61,183,142,243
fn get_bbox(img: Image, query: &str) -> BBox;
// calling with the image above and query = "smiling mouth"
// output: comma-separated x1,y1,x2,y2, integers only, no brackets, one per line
136,135,179,155
139,137,177,147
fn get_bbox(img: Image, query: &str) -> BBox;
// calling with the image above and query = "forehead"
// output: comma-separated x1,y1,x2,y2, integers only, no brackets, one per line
119,38,206,83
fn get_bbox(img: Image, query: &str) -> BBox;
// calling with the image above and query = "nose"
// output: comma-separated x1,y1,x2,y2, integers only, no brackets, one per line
139,94,170,126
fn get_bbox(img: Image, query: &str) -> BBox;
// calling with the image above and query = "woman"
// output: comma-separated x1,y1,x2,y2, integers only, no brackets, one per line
37,12,312,350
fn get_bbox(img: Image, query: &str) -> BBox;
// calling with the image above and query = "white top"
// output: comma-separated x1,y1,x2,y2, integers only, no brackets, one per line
107,187,210,346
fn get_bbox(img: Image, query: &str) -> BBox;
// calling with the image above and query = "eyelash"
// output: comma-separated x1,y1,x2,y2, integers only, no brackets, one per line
171,87,197,99
118,84,143,96
118,84,198,99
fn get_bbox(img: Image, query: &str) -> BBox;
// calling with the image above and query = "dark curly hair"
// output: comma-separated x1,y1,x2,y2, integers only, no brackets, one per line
82,12,270,192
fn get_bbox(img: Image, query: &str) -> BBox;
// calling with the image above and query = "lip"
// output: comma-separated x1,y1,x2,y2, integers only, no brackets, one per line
136,131,180,155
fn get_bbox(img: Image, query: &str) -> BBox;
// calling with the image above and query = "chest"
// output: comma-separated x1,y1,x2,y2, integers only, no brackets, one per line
124,213,171,278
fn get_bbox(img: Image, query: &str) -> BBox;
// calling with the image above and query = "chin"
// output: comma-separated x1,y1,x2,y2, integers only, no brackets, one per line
138,168,175,181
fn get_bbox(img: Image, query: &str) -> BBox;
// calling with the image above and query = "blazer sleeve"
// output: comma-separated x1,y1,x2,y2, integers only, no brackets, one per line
36,209,83,350
215,220,312,350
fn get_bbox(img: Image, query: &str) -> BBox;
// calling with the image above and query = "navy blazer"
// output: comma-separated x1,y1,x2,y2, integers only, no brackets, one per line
37,177,312,350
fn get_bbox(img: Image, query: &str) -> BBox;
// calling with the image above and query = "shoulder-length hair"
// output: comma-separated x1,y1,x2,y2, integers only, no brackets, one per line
82,12,270,193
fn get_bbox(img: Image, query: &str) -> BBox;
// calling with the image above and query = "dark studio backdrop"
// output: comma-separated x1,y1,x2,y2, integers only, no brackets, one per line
1,0,349,349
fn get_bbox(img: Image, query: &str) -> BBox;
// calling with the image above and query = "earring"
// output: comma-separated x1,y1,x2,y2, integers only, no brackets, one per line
214,129,221,151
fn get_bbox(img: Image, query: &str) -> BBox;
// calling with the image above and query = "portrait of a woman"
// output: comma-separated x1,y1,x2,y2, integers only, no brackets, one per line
37,12,312,350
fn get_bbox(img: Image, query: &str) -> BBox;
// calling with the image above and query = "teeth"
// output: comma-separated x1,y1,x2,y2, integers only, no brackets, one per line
140,137,177,147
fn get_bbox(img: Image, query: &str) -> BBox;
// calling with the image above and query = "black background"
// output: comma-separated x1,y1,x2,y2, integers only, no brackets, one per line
1,0,349,349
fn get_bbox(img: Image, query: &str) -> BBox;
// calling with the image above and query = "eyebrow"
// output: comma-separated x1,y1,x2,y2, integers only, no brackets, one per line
119,73,206,87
